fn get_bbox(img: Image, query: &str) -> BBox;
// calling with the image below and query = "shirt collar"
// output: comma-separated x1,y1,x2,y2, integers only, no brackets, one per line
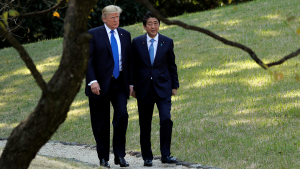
146,33,159,42
104,24,118,35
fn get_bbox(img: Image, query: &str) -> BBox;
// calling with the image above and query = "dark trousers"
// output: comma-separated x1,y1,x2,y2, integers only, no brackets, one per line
137,82,173,161
89,73,128,161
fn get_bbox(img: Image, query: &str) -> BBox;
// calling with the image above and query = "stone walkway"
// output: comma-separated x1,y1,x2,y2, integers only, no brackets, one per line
0,138,221,169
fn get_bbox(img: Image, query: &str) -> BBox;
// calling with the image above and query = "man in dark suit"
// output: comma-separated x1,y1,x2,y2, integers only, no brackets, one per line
132,11,179,167
85,5,132,168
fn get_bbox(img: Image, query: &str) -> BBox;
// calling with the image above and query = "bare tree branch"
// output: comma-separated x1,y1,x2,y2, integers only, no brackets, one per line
266,48,300,67
17,0,66,18
0,26,48,93
135,0,300,69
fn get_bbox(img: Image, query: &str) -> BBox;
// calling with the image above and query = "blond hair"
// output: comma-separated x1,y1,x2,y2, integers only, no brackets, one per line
102,5,122,18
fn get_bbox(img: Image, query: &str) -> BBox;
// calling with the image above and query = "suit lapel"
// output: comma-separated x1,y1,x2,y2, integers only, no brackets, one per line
117,28,125,62
141,34,152,66
99,26,113,58
154,33,163,65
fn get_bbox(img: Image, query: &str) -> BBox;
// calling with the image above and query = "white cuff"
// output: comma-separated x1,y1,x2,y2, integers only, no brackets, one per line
88,80,98,86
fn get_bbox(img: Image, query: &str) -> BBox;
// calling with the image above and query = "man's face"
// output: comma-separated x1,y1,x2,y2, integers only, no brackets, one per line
102,13,120,30
143,17,160,38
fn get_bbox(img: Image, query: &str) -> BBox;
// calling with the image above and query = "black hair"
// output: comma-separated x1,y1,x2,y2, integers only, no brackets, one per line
142,11,160,26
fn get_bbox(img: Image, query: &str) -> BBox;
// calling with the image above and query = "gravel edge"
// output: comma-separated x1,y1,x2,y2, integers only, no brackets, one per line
0,137,222,169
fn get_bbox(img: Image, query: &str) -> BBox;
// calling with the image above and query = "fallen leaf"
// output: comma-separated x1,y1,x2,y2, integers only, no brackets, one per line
278,73,284,80
273,72,284,81
287,16,296,22
296,74,300,81
297,27,300,35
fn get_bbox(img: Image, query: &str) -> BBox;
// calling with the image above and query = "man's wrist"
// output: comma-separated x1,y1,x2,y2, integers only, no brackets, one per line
88,80,98,86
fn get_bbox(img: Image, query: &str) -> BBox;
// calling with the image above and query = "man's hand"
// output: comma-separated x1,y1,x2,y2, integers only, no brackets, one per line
172,89,177,96
132,90,136,98
91,82,101,95
129,86,134,97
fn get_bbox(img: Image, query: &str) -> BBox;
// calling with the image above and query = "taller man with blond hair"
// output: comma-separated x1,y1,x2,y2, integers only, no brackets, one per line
85,5,132,168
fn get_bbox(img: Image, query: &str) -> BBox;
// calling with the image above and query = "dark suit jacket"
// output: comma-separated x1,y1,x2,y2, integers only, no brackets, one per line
132,33,179,99
85,25,132,99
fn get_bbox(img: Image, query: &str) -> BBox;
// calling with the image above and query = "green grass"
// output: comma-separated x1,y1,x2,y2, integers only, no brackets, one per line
1,0,300,168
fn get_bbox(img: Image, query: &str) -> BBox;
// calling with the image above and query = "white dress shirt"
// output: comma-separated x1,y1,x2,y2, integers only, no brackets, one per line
146,33,159,62
147,33,159,80
88,24,122,86
104,24,122,71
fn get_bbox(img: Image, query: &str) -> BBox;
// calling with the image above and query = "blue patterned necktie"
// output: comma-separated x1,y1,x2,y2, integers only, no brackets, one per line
149,39,155,66
110,30,119,79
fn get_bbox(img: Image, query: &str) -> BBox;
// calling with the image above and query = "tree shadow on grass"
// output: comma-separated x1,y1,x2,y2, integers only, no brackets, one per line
1,1,300,168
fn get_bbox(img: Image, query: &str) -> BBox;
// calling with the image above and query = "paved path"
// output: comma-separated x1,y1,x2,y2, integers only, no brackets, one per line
0,140,206,169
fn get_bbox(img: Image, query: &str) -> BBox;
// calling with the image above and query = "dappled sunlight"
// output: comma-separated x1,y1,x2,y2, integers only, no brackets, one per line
256,30,281,37
179,61,202,69
70,99,88,108
0,87,19,94
228,119,251,126
199,21,215,27
127,99,138,114
198,60,261,77
235,108,257,115
0,74,10,84
67,107,89,119
281,91,300,99
256,134,270,143
241,76,272,87
128,114,139,121
35,56,60,73
7,55,60,76
224,60,261,69
261,14,280,20
1,0,300,167
0,122,18,129
0,102,5,107
204,68,240,76
172,93,188,102
159,23,175,30
12,67,31,76
221,19,242,26
186,79,218,89
228,117,282,127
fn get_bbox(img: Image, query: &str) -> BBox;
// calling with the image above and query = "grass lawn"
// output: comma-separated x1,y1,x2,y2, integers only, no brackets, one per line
1,0,300,168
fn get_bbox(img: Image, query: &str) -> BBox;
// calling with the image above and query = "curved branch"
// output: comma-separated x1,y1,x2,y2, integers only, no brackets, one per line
0,26,48,93
134,0,267,69
135,0,300,69
266,48,300,67
18,0,66,18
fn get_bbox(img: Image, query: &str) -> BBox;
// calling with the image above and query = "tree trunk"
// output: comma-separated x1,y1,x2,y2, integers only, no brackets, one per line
0,0,97,168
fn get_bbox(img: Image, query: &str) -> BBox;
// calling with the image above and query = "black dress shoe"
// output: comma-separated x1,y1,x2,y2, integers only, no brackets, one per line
144,159,153,166
161,156,178,164
100,158,110,168
114,156,129,167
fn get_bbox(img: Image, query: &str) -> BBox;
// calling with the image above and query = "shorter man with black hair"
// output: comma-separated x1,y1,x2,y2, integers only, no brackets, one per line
132,11,179,167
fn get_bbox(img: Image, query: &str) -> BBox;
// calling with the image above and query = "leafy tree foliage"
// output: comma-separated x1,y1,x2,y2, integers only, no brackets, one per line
0,0,251,49
0,0,147,49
